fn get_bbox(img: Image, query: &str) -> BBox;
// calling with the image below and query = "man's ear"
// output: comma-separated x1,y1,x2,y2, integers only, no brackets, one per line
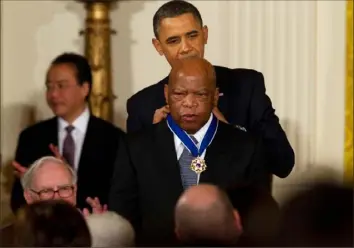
24,190,34,204
202,25,209,45
81,82,90,99
152,38,164,56
164,84,169,104
213,88,220,107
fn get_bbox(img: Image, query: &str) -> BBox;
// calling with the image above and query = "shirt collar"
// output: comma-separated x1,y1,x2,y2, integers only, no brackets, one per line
58,106,90,134
174,113,213,148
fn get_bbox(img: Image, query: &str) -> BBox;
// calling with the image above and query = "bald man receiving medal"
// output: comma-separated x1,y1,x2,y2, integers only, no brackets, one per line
109,58,269,246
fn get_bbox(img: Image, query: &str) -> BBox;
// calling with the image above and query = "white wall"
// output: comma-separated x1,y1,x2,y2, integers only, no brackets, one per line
1,0,347,222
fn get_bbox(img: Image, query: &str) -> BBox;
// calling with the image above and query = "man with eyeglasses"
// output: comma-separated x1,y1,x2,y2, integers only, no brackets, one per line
0,156,105,247
21,156,106,215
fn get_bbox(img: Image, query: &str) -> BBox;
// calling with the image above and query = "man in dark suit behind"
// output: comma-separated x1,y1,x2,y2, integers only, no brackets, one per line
11,53,125,213
109,58,269,246
126,0,294,179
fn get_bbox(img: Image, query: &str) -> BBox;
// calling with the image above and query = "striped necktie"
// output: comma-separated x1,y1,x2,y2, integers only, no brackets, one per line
178,136,198,189
62,125,75,167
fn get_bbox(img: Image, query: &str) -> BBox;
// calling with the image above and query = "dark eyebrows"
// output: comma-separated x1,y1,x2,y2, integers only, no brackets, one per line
186,30,199,36
171,87,186,92
165,36,179,43
165,30,199,43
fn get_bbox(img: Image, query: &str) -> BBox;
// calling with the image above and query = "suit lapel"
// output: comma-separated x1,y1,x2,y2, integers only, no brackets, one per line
200,123,231,183
155,121,183,196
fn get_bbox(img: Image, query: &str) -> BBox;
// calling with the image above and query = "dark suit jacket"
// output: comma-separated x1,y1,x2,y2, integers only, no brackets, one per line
11,115,125,213
126,66,295,178
108,120,269,246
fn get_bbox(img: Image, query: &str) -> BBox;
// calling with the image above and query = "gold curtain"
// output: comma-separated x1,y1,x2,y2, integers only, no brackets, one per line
344,0,353,184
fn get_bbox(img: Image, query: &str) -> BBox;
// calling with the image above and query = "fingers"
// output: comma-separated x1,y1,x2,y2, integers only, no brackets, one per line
82,208,90,217
162,105,170,113
12,161,27,173
103,204,108,212
49,143,60,156
153,105,170,124
49,144,66,162
212,107,229,124
12,161,27,178
161,106,170,117
86,197,104,214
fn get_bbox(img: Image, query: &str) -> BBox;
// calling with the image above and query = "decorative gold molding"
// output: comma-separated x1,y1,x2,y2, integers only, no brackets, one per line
344,0,353,184
79,0,117,122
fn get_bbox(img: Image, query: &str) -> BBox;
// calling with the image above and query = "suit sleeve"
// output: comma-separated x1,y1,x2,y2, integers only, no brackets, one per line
10,131,30,213
126,97,143,133
108,136,141,233
248,72,295,178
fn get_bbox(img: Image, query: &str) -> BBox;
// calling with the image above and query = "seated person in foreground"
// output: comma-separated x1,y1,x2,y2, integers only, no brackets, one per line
109,57,269,245
277,181,353,247
175,184,242,246
86,211,135,247
226,184,280,246
13,200,91,247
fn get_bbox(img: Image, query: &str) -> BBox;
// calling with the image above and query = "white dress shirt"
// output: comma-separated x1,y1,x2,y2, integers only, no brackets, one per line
58,107,90,170
172,114,214,184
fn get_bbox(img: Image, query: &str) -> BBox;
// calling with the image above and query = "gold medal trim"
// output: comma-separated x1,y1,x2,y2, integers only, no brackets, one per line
190,157,207,174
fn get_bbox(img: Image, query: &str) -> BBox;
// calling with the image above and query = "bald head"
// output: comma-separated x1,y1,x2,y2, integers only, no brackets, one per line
175,184,241,245
169,57,216,88
164,58,219,134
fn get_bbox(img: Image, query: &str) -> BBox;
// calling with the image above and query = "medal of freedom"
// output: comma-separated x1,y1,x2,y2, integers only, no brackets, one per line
167,113,218,178
190,157,207,174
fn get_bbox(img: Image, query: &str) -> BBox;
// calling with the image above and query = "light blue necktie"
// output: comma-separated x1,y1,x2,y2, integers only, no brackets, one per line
178,136,198,189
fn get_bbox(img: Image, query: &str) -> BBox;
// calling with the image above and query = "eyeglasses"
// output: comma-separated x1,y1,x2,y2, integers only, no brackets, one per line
30,185,74,200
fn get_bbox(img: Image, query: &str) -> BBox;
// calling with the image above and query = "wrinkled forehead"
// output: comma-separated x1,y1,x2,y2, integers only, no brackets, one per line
32,163,72,188
169,64,215,88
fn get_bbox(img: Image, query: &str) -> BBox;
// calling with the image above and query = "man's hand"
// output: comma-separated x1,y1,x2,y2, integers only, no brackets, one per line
213,107,229,124
12,161,27,178
81,197,108,217
49,143,66,162
153,105,170,124
12,143,66,179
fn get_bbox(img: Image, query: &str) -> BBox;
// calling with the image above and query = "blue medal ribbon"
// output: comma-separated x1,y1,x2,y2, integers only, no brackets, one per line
166,114,218,157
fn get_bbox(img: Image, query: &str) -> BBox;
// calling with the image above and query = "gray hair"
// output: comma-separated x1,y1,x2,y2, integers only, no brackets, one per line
86,211,135,247
21,156,77,190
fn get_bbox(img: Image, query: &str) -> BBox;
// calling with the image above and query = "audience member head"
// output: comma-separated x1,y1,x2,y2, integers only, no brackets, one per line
13,200,91,247
165,57,218,134
152,0,208,66
226,185,280,246
175,184,242,246
86,211,135,247
278,182,353,247
46,52,91,123
22,156,77,206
